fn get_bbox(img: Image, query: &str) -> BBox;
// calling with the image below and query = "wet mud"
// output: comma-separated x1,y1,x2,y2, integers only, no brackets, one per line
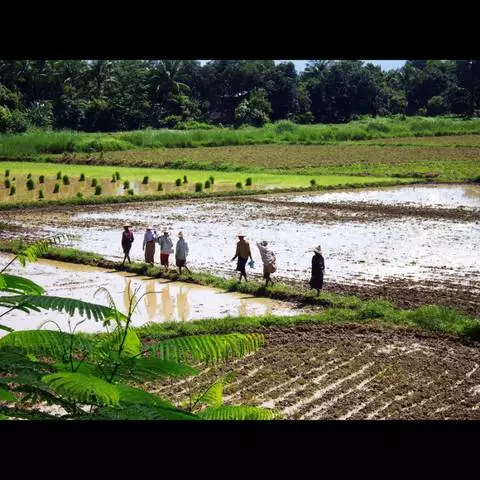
150,323,480,419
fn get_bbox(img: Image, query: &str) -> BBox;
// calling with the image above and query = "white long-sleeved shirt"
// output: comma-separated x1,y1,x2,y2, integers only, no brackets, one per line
175,238,189,260
257,243,276,266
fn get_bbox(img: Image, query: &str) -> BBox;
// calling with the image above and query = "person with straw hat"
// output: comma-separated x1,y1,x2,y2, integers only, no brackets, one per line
158,228,174,271
142,226,156,265
175,231,190,274
309,245,325,295
121,223,134,265
231,233,253,283
256,240,276,286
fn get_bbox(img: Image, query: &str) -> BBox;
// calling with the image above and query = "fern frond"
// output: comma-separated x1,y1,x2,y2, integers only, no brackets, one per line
0,330,93,360
42,372,120,406
117,357,198,383
0,295,127,322
0,349,54,376
0,388,16,402
191,377,225,411
16,234,73,267
149,333,264,366
96,404,200,420
116,384,176,409
198,406,282,420
94,327,141,362
0,273,44,295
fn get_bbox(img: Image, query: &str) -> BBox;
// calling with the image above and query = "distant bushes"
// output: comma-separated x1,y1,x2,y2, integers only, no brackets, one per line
2,117,480,156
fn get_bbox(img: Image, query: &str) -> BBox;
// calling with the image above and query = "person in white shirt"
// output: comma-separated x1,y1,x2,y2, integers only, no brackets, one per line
256,240,277,286
175,231,191,274
142,226,156,265
158,228,174,270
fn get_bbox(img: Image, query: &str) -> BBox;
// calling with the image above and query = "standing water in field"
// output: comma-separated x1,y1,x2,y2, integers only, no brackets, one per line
0,255,303,336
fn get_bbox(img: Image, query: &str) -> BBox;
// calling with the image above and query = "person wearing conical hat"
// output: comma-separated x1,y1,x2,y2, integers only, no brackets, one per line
309,245,325,295
175,231,190,275
143,226,156,265
231,233,253,283
121,224,134,265
158,228,174,271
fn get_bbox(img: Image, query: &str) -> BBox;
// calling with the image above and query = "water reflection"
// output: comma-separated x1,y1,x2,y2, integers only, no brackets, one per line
161,284,174,322
145,279,158,321
177,287,190,321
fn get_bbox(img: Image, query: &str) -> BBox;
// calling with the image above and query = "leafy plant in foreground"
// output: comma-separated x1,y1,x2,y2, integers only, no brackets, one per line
0,247,279,420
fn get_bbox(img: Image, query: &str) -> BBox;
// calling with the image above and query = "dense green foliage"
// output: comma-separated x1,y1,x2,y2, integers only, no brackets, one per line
0,60,479,134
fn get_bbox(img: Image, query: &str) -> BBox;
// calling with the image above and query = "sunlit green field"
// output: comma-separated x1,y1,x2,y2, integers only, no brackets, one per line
0,161,417,203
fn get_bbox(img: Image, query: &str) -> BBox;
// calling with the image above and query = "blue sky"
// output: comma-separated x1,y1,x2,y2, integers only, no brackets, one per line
199,60,406,72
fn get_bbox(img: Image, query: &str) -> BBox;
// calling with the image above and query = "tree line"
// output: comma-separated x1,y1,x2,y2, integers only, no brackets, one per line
0,59,479,133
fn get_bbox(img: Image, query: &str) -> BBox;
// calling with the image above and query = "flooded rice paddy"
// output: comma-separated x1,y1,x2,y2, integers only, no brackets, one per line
3,197,477,288
1,184,479,314
0,254,303,336
261,184,480,210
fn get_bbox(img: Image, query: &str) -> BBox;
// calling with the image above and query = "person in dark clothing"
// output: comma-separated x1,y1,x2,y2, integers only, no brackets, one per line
231,234,253,282
121,224,134,264
309,245,325,295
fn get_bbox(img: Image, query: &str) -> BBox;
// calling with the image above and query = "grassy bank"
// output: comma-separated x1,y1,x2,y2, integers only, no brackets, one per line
2,117,480,156
1,242,480,341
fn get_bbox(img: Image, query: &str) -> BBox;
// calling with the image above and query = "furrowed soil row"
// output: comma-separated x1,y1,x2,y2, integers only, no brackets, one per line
150,324,480,419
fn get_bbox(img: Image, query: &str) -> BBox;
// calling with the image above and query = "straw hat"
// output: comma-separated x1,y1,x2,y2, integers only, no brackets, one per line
178,231,184,237
146,226,153,230
237,233,245,238
123,224,131,228
162,227,169,233
313,245,322,254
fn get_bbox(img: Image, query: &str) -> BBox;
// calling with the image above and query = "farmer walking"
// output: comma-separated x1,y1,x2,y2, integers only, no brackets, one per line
256,240,276,286
309,245,325,295
175,231,190,274
231,233,253,283
121,224,134,264
142,226,156,265
158,228,174,270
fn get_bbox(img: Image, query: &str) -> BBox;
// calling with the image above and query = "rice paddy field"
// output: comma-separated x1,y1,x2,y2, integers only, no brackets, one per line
2,121,480,420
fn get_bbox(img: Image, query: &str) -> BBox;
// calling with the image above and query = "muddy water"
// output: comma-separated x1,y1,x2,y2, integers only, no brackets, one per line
262,185,480,210
0,254,303,336
23,198,478,288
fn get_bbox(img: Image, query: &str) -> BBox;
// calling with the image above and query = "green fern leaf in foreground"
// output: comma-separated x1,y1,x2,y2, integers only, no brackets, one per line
42,372,120,407
0,330,93,360
0,388,16,402
149,333,264,365
94,327,141,361
117,356,198,382
0,295,126,322
115,384,177,409
96,404,200,420
190,377,226,410
16,234,73,267
198,406,282,420
0,273,44,295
